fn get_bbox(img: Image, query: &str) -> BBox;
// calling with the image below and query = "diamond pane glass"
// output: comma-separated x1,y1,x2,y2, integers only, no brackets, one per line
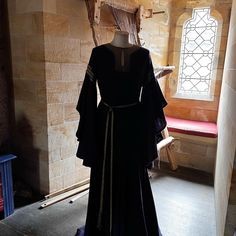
177,8,218,96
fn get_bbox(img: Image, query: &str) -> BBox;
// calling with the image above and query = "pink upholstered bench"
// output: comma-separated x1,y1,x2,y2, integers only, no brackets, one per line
166,116,218,138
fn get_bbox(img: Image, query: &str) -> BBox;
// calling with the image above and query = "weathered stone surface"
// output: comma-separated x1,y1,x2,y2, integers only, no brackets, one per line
49,160,63,178
69,17,92,40
28,35,45,62
49,149,61,163
16,0,43,13
10,36,28,63
56,0,88,18
14,61,45,80
61,63,87,81
224,41,236,70
74,167,90,182
45,62,61,80
10,14,33,36
63,172,76,188
216,4,232,23
43,0,57,14
47,91,64,104
43,13,70,36
47,81,78,94
45,36,81,63
64,103,79,122
14,80,46,103
61,144,77,160
63,90,80,103
180,141,207,156
62,157,76,174
159,0,172,7
47,103,64,126
38,152,50,193
80,40,94,63
48,123,78,151
215,0,236,233
14,79,38,102
186,0,214,8
32,12,44,34
8,0,96,195
50,176,63,193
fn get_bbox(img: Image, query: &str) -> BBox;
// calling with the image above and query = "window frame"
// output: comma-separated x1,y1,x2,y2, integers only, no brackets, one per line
172,8,221,101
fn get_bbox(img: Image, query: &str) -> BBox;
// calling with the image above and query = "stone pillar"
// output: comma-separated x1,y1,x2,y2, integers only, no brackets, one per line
7,0,49,194
214,0,236,235
45,0,93,193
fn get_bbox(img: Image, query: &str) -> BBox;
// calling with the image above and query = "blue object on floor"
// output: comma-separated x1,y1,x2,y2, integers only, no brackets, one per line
0,154,17,218
75,226,85,236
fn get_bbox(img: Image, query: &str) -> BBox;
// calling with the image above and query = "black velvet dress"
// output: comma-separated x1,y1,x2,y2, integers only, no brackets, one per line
76,44,167,236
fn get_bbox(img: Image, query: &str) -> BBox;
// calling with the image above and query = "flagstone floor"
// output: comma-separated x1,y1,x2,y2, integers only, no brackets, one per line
0,164,215,236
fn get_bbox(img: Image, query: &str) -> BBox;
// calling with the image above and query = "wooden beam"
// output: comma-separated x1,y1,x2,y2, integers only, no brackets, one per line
40,184,90,209
44,178,90,199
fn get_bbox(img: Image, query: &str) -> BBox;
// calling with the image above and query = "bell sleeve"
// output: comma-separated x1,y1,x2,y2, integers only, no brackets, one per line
142,51,167,166
76,48,97,167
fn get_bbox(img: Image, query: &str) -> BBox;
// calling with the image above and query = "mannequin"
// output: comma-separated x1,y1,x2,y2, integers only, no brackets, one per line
75,28,168,236
110,30,133,48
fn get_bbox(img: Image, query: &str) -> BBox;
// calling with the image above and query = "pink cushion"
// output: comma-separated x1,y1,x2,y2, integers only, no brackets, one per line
166,116,218,138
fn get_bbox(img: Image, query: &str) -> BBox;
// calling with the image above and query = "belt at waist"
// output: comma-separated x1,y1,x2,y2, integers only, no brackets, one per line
97,100,140,234
101,100,140,110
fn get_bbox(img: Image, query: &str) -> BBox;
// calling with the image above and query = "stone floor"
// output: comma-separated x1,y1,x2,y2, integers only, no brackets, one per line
0,164,215,236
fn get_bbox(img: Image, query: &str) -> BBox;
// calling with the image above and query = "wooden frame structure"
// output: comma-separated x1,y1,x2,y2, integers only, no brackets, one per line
94,0,164,24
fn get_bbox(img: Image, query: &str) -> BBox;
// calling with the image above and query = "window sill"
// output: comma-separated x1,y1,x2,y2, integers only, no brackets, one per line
172,93,214,101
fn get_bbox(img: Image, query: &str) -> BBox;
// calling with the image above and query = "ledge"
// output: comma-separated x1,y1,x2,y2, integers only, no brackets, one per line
166,116,218,138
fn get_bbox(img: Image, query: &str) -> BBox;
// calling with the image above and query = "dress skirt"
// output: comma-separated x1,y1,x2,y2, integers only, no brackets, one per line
76,103,162,236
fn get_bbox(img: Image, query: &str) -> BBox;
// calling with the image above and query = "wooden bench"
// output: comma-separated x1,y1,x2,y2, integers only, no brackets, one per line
158,117,218,173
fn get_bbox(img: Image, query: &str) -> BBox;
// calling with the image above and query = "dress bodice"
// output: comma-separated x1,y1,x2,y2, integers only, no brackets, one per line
95,44,148,106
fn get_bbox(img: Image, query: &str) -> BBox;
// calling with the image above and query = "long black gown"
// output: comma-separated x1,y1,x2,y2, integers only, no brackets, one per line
76,44,167,236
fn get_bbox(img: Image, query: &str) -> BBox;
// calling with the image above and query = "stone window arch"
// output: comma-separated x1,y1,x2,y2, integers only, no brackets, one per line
171,8,223,101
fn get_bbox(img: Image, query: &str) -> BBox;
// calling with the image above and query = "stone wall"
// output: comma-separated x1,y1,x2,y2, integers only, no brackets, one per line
160,132,217,173
6,0,172,194
165,0,231,123
139,0,172,91
44,0,93,193
45,0,172,193
214,0,236,234
7,0,49,193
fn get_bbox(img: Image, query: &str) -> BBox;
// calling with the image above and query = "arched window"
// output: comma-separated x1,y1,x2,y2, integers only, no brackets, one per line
177,8,218,99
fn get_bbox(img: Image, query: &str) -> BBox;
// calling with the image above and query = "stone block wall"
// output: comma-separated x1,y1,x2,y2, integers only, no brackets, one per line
7,0,49,193
214,0,236,234
44,0,93,193
7,0,95,194
139,0,172,91
160,132,217,173
44,0,172,193
7,0,172,194
164,0,232,123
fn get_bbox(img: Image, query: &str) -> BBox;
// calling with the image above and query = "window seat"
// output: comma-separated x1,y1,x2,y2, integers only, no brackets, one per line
159,116,218,174
166,116,218,138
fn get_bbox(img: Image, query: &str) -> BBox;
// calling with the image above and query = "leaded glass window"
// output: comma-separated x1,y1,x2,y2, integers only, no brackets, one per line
177,8,218,97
